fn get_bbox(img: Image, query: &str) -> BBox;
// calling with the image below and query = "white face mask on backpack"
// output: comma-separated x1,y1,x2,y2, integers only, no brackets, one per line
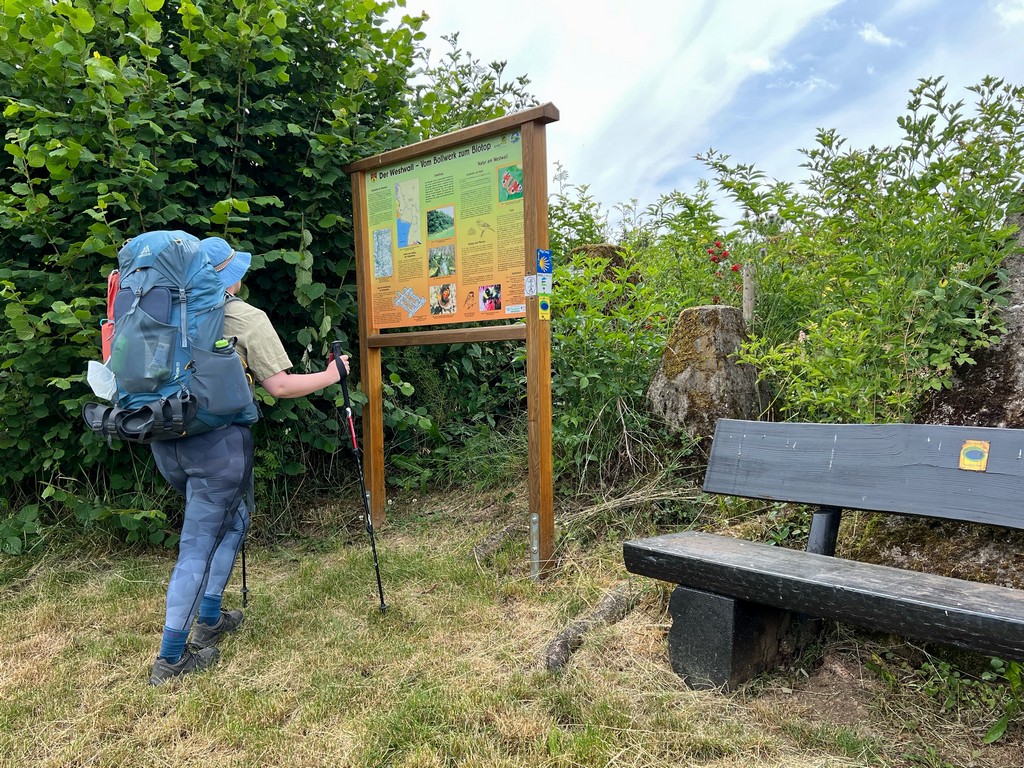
86,360,118,402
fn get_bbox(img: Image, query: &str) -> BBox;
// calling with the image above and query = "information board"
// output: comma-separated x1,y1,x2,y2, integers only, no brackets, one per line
345,103,559,574
362,129,527,329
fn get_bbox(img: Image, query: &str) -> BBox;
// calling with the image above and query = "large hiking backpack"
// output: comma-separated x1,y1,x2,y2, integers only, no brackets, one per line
83,231,258,443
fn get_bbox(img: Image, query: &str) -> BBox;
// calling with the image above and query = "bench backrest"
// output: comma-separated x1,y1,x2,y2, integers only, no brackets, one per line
704,419,1024,530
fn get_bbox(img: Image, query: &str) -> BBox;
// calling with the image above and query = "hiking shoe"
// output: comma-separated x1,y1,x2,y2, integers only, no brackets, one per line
190,609,244,649
149,645,220,686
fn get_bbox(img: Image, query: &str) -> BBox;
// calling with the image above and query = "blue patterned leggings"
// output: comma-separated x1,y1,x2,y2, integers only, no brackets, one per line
151,425,253,633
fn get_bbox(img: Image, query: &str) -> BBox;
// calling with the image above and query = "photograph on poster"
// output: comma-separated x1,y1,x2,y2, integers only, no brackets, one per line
498,164,524,203
430,283,457,315
427,205,456,239
428,244,456,278
479,284,502,312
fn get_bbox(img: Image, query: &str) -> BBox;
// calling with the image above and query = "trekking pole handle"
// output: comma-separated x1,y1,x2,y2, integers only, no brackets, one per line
330,341,352,410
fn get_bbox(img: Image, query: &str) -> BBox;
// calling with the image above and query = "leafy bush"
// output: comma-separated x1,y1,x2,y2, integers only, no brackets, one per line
705,77,1024,423
626,183,726,311
373,339,527,492
983,658,1023,743
551,245,689,493
409,32,536,141
616,78,1022,426
548,162,610,256
1,0,425,541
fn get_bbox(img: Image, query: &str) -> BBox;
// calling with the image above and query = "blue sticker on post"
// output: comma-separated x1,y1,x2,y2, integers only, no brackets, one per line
536,249,552,274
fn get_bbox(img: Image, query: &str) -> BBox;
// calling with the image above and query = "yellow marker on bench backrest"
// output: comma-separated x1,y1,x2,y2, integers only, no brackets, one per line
959,440,990,472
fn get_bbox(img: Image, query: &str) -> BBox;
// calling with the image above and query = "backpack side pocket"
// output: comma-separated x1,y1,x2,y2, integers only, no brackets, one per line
189,342,253,415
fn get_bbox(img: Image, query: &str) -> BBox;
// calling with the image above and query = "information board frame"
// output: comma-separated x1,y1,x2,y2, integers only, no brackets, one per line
345,103,559,575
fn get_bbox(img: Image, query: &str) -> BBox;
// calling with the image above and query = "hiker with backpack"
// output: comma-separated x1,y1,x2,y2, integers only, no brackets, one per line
84,230,350,684
145,235,350,685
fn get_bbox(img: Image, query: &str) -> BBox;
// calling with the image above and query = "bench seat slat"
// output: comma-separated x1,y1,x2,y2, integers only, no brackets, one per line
624,532,1024,660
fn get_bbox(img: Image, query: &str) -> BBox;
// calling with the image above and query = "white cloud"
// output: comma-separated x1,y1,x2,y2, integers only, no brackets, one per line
389,0,1023,222
742,55,789,73
767,76,838,92
859,23,902,46
405,0,846,214
993,0,1024,26
890,0,942,13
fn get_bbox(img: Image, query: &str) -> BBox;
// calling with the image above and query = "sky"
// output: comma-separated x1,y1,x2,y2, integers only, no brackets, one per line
396,0,1024,229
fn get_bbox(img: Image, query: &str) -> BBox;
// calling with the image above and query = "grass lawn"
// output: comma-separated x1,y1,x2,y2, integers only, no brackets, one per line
1,485,1020,767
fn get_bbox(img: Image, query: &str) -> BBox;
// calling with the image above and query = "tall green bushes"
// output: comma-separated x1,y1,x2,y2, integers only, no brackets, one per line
632,77,1023,424
747,78,1023,422
3,0,1022,554
1,0,424,545
549,244,684,493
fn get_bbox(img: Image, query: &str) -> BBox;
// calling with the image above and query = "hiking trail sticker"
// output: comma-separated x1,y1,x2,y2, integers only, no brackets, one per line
959,440,990,472
536,249,552,320
538,296,551,320
536,249,552,274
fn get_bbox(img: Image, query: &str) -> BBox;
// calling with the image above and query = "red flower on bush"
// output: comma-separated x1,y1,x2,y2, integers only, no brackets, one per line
706,239,742,305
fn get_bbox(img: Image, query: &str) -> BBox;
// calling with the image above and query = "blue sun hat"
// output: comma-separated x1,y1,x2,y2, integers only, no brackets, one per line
201,236,252,288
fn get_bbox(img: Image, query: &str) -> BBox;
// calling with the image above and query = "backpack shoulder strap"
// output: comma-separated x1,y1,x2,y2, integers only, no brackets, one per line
221,294,253,381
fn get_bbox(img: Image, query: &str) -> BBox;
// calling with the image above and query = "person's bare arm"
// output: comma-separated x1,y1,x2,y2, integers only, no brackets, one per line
260,355,349,399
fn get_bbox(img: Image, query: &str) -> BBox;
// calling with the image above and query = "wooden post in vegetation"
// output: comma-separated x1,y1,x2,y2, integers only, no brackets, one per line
345,106,558,576
742,249,761,326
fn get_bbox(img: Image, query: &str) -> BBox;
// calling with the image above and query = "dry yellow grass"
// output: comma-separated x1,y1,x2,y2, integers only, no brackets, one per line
0,485,1019,767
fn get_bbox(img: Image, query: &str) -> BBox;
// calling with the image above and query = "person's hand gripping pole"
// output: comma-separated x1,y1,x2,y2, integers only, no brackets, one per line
331,342,388,614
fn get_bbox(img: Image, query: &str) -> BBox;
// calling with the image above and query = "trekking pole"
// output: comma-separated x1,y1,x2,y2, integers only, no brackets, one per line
240,470,254,608
331,342,388,614
240,542,248,608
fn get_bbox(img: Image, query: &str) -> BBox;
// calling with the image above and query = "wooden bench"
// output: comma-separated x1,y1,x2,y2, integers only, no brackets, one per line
623,419,1024,690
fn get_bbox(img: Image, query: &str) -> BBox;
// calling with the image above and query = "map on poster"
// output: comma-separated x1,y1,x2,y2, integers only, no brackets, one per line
362,130,527,329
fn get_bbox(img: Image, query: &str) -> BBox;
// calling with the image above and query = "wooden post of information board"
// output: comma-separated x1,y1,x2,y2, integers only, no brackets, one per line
344,104,558,577
348,170,385,528
521,120,555,576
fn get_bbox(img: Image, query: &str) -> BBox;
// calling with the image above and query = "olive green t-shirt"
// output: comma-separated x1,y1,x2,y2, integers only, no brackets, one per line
223,298,292,384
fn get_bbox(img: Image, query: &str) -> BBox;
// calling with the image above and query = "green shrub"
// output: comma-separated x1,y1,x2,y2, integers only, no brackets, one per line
1,0,424,543
707,77,1024,422
551,245,691,493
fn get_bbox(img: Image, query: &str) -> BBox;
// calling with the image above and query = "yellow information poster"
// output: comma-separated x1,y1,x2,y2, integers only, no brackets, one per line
362,130,527,329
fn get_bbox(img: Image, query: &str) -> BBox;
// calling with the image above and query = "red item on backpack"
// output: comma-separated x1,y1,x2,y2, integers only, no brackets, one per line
101,269,119,362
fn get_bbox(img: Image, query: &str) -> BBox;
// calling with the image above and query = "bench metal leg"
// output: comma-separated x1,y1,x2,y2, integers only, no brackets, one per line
807,505,842,556
668,585,810,690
